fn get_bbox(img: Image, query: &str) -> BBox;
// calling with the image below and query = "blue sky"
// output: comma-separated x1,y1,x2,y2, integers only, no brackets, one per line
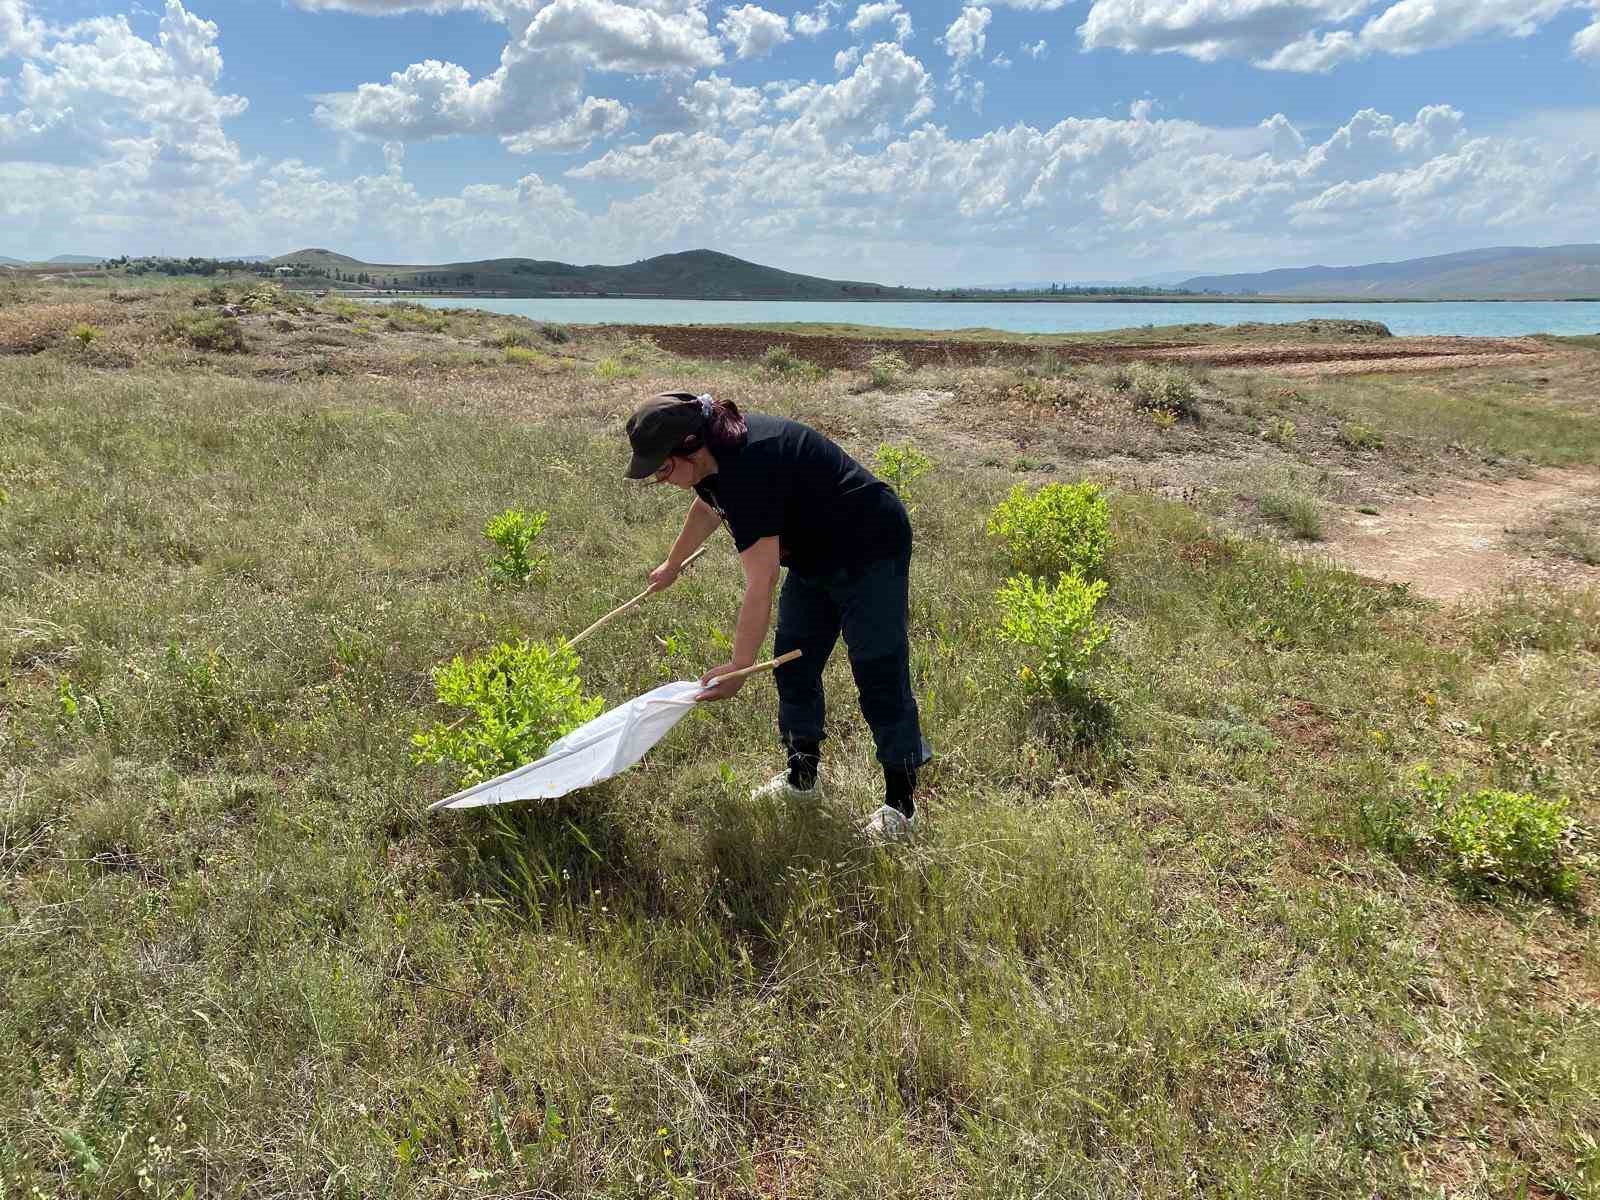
1,0,1596,284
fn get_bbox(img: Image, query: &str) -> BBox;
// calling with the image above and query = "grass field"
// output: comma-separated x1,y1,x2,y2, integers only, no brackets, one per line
2,282,1598,1198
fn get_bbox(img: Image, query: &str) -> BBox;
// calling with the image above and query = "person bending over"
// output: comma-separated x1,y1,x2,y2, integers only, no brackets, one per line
623,391,930,837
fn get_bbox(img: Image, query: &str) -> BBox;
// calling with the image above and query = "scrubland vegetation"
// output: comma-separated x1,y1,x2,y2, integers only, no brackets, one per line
2,279,1598,1198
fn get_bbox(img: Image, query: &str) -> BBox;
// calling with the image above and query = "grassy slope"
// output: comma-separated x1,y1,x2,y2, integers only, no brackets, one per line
1,284,1598,1198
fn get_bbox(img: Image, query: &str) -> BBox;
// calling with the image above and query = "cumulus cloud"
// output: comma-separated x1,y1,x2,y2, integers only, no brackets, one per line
674,72,766,127
1577,12,1600,57
1022,38,1047,58
314,0,719,150
847,1,912,43
792,0,839,36
941,7,991,68
1079,0,1594,70
770,41,933,138
718,3,790,58
1,0,48,57
834,45,861,72
0,0,247,184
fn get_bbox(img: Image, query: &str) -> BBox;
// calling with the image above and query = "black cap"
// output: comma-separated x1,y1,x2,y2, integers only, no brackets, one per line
624,393,708,480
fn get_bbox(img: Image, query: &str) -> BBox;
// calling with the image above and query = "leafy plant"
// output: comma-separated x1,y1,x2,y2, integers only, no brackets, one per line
1337,422,1385,450
493,329,535,350
412,639,603,788
539,322,571,344
594,357,640,381
175,315,245,352
504,345,551,367
1407,766,1584,899
483,508,549,585
1151,408,1178,432
69,323,101,348
1129,365,1196,416
995,572,1111,701
761,344,803,373
866,349,910,389
1214,554,1398,649
873,443,932,497
986,481,1111,580
1263,417,1297,446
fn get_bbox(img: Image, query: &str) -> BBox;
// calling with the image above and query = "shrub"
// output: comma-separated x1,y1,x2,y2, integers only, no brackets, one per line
176,315,245,352
1409,766,1584,899
996,572,1111,701
1337,422,1385,450
986,481,1111,580
873,443,932,497
493,329,535,350
1151,408,1178,432
539,322,572,344
412,639,604,788
1263,417,1297,446
761,344,803,373
146,643,250,766
483,508,549,585
69,323,101,348
504,346,543,366
385,303,448,334
1129,365,1196,416
866,349,910,389
1257,491,1323,540
239,283,290,313
593,357,640,381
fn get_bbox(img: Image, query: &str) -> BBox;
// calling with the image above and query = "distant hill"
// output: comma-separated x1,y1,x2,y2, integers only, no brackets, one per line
270,247,958,300
48,254,106,265
1182,244,1600,299
0,256,24,266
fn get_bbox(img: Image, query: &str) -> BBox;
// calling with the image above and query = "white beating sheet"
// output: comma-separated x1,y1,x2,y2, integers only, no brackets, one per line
428,680,704,812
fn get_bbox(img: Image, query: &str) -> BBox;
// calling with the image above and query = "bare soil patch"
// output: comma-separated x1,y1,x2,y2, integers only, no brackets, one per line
618,323,1549,376
1322,468,1600,600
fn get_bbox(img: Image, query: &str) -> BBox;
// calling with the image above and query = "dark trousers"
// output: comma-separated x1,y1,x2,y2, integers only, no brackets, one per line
773,549,931,770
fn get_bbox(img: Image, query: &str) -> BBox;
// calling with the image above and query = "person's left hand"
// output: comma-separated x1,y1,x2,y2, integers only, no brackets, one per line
696,661,749,702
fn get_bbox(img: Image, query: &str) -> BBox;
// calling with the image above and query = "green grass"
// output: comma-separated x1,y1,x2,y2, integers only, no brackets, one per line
1305,364,1600,467
1,296,1598,1197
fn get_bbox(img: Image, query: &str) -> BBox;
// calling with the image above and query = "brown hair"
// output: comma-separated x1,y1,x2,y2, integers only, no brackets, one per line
662,392,747,456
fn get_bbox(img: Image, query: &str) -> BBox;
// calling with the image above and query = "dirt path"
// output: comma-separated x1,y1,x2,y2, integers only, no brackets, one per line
1321,468,1600,601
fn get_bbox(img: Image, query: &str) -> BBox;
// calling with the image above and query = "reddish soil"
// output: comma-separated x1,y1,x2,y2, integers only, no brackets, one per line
617,323,1550,374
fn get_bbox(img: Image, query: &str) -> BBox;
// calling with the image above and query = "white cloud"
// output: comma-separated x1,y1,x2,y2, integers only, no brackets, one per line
1078,0,1594,70
674,72,766,127
847,1,912,43
718,3,790,58
1577,12,1600,57
987,0,1067,8
941,7,991,68
314,0,720,149
792,0,839,36
1022,38,1047,57
992,51,1012,67
770,41,933,138
1,0,48,57
834,45,861,72
503,95,629,150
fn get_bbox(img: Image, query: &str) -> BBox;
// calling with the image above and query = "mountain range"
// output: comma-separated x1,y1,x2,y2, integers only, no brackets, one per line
1181,244,1600,299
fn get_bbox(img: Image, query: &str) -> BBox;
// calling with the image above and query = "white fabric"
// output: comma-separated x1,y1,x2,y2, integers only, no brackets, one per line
429,680,703,812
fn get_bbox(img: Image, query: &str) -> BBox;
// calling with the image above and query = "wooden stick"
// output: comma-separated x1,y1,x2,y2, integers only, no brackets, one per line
707,648,802,684
567,543,711,649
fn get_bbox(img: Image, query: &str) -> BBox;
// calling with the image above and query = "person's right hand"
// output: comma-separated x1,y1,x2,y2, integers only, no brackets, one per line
648,560,681,592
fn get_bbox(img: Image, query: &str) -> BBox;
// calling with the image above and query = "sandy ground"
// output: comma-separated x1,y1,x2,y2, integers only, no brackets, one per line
1321,468,1600,601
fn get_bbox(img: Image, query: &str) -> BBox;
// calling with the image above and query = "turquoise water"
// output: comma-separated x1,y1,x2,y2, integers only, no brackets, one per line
399,296,1600,338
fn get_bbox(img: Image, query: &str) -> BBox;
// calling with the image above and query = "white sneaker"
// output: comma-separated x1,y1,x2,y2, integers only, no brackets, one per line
749,771,821,802
862,804,917,841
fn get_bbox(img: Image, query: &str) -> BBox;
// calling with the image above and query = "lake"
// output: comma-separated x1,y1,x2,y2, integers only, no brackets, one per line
396,297,1600,338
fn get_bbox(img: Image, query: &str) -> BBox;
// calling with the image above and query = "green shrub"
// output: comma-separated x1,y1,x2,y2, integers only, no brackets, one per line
175,315,245,352
1263,417,1297,446
1129,365,1196,416
412,639,604,788
986,481,1111,580
69,323,101,348
1257,490,1323,540
593,357,640,381
1337,422,1385,450
384,302,448,334
483,508,549,585
493,329,535,350
873,443,932,497
539,322,572,344
761,344,804,373
503,345,542,366
146,643,251,765
1410,766,1583,899
995,572,1110,701
866,349,910,389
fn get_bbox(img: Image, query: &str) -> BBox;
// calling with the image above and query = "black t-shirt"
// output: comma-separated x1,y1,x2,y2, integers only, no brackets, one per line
695,414,910,577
